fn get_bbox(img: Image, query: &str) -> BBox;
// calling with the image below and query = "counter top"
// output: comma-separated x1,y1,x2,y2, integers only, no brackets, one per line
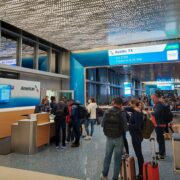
0,106,35,112
37,122,51,126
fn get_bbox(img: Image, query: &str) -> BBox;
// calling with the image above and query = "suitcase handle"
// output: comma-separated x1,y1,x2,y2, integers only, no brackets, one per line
149,137,157,166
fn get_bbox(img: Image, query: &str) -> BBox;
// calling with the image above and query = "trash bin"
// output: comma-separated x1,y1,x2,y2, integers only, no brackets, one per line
0,137,11,155
172,133,180,174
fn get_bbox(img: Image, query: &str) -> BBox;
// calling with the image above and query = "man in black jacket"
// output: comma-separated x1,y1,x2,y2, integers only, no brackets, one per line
101,97,126,180
151,93,166,160
53,99,68,149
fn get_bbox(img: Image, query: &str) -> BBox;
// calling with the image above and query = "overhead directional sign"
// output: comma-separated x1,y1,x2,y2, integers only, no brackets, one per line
109,43,179,65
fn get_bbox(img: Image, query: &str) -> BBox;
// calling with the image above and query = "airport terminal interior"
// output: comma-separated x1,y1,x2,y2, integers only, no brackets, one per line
0,0,180,180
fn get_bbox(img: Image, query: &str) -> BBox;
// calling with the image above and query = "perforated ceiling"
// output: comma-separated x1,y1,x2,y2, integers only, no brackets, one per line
1,0,180,50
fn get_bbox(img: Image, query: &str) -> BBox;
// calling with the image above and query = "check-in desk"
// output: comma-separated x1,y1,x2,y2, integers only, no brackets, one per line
11,112,51,154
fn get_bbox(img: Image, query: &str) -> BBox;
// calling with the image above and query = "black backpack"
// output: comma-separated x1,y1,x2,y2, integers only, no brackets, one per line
103,108,124,138
78,105,89,119
160,105,173,124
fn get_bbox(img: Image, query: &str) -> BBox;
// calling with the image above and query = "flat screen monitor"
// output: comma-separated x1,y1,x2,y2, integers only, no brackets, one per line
0,84,11,103
124,82,132,96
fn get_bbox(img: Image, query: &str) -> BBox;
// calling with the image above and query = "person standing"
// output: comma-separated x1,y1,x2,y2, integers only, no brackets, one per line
129,100,144,180
40,98,51,112
151,93,166,160
53,99,68,149
50,96,56,113
101,97,125,180
84,97,97,140
70,100,81,147
66,100,74,143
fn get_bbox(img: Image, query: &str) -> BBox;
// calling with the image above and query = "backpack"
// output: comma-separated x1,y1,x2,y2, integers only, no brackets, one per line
141,114,155,139
103,108,124,138
78,105,89,119
55,103,68,118
160,105,173,124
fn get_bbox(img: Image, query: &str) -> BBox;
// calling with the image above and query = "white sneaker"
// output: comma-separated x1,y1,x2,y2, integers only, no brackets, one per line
84,136,90,140
100,174,108,180
60,145,66,149
88,136,92,140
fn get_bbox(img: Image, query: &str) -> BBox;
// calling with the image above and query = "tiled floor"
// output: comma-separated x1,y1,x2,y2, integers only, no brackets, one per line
0,125,179,180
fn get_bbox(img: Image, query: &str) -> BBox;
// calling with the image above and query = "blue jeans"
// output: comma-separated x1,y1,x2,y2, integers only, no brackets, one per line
85,119,96,136
102,136,124,180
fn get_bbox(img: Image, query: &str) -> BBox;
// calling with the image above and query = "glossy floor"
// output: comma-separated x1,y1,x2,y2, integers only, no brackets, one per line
0,126,179,180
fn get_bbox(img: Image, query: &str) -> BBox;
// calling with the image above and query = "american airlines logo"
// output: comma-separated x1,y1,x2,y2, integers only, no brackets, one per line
21,85,39,92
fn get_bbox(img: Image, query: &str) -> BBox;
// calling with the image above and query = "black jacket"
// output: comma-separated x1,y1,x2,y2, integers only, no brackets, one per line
53,102,68,121
152,102,164,125
129,110,144,136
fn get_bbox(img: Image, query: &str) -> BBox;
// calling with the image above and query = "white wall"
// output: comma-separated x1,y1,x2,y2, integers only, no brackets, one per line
19,73,69,99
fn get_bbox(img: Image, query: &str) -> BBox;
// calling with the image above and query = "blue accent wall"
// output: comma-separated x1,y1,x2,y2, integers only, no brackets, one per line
71,50,109,67
70,56,85,104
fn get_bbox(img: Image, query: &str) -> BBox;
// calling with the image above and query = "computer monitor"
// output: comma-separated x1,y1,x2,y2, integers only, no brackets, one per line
0,84,11,103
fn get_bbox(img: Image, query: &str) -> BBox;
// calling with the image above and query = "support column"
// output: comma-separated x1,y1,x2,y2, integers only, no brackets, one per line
34,41,39,70
16,33,22,67
57,51,63,74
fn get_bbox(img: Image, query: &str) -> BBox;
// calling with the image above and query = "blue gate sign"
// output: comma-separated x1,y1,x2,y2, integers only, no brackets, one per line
109,43,179,65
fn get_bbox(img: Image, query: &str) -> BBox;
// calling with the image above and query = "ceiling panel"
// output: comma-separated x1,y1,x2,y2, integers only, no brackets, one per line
1,0,180,50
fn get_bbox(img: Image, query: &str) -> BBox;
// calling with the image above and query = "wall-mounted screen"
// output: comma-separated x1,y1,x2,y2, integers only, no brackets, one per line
124,82,132,96
0,85,11,103
157,84,174,90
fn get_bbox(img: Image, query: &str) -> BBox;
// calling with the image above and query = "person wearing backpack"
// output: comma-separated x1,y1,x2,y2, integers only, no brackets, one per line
151,93,167,160
53,99,69,149
84,97,97,140
100,97,125,180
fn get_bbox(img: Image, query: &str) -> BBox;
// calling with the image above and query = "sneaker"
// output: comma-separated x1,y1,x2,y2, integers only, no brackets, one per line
136,174,142,180
156,154,165,160
71,143,80,148
155,152,166,156
84,136,90,140
100,173,108,180
56,146,60,149
65,140,70,144
60,145,66,149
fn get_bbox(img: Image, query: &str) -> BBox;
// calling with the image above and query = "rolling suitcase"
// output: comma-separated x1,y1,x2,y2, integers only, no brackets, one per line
121,154,136,180
172,133,180,174
143,137,159,180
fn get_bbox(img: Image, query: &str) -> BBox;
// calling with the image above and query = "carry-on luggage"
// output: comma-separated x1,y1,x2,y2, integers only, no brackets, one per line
121,154,136,180
141,115,155,139
172,133,180,174
143,137,159,180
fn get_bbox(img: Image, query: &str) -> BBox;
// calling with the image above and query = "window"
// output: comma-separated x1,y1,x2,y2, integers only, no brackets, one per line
0,35,17,66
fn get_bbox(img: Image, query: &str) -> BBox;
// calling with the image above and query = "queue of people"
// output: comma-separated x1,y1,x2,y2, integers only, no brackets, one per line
35,95,98,149
101,91,175,180
36,92,176,180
